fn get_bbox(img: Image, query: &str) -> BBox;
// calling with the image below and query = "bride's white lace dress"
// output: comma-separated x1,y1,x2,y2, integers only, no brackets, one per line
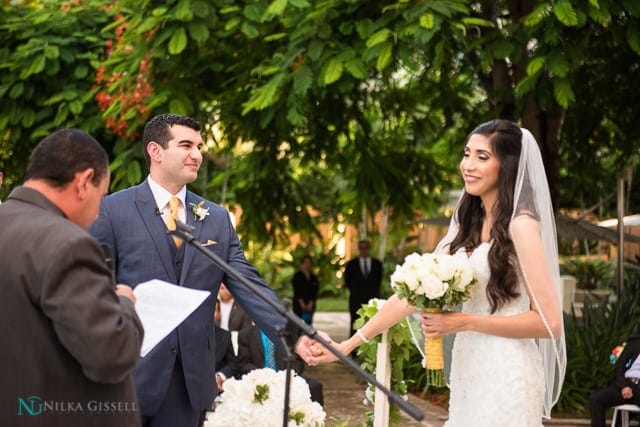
445,242,544,427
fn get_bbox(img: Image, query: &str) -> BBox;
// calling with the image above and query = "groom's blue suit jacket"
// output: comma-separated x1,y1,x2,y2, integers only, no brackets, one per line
89,180,285,415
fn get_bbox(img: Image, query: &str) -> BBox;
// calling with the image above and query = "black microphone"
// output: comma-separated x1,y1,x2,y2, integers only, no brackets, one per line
100,243,116,285
155,208,162,216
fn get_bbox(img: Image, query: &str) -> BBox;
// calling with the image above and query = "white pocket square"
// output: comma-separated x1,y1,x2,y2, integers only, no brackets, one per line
202,240,217,247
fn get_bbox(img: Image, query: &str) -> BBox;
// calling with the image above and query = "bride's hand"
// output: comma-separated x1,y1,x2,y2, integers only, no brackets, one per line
308,339,352,365
421,311,467,338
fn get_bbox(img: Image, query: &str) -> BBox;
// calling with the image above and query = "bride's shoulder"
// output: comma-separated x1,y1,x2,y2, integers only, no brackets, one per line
509,213,541,238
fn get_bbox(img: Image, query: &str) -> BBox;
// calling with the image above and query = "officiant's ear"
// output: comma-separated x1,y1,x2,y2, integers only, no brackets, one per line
75,168,96,201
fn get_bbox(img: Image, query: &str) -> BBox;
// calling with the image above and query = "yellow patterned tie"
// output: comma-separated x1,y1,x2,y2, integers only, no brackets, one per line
166,196,183,248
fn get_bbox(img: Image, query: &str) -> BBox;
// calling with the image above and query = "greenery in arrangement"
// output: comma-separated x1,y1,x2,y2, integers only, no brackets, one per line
353,299,413,427
352,298,449,425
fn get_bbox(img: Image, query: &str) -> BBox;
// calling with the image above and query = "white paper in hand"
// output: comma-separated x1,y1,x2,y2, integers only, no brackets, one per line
134,279,211,357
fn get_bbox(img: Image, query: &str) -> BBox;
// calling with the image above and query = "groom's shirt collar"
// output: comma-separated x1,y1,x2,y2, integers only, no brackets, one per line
147,175,186,212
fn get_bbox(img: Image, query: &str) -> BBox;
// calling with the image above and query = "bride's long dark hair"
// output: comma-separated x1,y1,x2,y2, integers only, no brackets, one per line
448,119,522,313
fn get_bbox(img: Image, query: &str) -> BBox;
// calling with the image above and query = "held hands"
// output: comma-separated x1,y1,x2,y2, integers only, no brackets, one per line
295,330,333,366
296,331,358,366
621,386,634,399
309,340,353,365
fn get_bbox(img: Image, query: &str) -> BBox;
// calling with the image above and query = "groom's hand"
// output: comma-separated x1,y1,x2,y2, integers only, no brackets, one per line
295,331,333,365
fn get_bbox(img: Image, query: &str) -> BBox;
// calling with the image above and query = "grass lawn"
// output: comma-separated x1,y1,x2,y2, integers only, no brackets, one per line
316,295,349,312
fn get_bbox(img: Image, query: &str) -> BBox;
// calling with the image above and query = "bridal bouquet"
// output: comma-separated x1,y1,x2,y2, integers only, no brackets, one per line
390,252,477,387
208,368,325,427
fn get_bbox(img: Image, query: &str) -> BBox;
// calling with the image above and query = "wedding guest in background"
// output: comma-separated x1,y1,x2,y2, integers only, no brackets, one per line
292,254,319,325
89,113,323,427
0,129,143,426
213,301,239,392
236,323,324,406
344,240,383,336
589,333,640,427
215,282,253,332
0,171,4,203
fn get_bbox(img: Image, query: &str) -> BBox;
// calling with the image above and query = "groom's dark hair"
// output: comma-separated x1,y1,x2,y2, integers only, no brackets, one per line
142,113,201,167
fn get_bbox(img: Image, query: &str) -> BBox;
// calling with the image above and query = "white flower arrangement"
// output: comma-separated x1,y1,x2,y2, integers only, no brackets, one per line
390,252,476,309
390,251,477,386
206,368,325,427
189,201,210,221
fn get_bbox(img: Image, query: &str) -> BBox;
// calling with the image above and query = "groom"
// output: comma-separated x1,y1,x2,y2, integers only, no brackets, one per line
90,114,322,427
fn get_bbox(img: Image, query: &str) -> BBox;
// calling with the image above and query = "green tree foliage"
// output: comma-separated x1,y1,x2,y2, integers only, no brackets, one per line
95,0,480,245
0,1,117,194
1,0,639,233
93,0,640,242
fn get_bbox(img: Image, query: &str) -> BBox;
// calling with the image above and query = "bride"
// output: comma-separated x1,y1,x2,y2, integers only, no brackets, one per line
312,119,566,426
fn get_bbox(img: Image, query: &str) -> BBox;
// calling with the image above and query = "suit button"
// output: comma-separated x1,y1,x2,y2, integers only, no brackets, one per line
170,346,177,353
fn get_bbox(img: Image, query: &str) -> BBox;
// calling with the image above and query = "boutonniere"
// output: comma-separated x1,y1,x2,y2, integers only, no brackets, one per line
189,201,210,222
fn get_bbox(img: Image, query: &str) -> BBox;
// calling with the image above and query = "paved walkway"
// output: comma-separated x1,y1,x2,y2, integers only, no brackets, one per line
306,312,591,427
305,312,448,426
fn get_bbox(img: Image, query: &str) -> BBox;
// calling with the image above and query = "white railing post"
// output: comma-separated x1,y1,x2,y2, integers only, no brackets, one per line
373,329,391,427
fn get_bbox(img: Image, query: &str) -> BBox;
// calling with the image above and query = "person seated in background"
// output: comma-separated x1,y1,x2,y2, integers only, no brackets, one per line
213,301,240,393
589,333,640,427
215,282,253,332
236,323,324,406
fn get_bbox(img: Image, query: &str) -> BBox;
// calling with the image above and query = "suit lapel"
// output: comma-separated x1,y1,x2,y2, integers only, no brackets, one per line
135,182,177,283
179,192,205,287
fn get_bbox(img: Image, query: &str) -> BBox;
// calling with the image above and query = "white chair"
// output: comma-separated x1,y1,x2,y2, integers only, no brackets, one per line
611,404,640,427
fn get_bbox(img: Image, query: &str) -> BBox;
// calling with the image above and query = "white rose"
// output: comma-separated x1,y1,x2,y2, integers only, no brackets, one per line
419,273,447,299
402,252,424,273
433,254,457,282
452,252,475,290
416,253,436,275
390,267,420,293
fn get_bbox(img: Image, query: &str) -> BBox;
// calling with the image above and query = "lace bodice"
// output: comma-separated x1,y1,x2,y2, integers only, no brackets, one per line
462,242,531,316
445,242,544,427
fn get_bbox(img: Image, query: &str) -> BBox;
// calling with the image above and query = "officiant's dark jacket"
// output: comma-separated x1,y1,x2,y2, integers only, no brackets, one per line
89,180,286,415
0,187,143,426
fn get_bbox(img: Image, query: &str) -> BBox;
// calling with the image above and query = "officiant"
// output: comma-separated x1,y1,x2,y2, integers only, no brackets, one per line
0,129,143,426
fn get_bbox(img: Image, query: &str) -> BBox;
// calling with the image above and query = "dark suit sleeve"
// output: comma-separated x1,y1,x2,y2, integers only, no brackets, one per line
222,219,287,350
40,234,143,384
